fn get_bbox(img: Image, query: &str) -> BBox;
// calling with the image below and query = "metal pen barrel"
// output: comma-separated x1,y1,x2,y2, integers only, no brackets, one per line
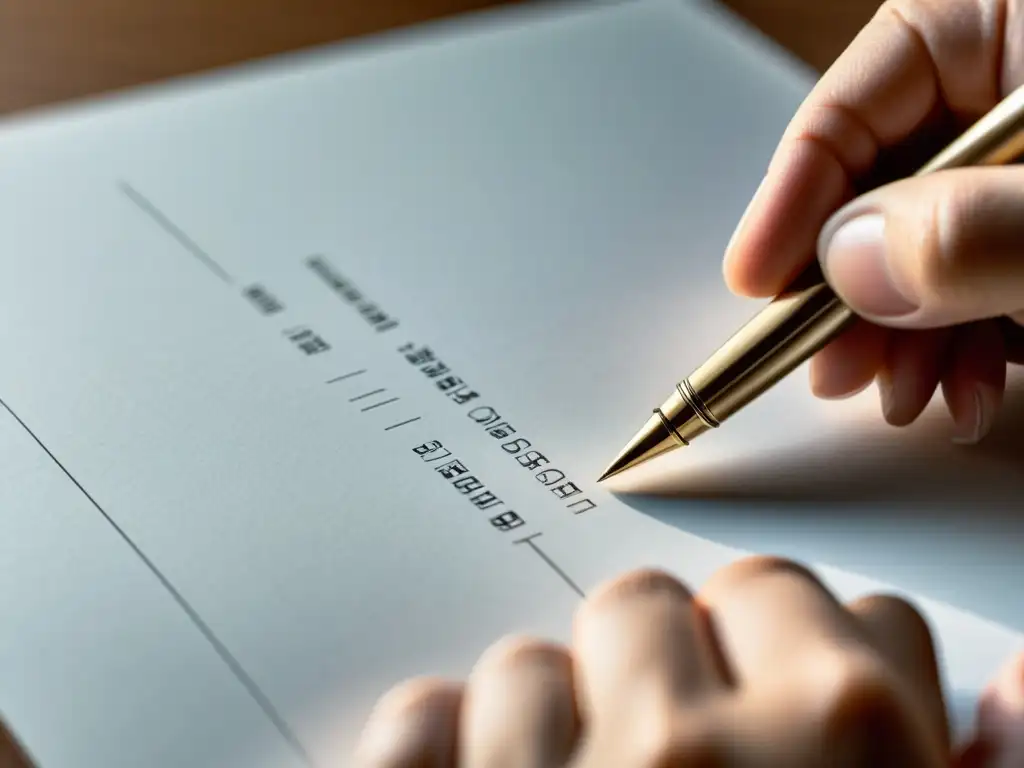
601,85,1024,481
662,84,1024,441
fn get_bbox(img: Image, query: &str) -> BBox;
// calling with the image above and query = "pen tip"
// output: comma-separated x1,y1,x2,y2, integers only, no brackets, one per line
597,413,682,483
596,452,638,483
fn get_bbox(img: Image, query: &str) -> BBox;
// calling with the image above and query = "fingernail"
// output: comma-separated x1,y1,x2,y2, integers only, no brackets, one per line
952,385,997,445
819,213,918,318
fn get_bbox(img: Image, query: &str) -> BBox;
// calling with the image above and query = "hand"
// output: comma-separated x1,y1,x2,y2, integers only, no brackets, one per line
354,555,1024,767
724,0,1024,445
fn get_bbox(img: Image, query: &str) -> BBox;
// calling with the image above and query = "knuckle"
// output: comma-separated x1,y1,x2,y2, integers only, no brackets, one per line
911,182,993,304
374,676,457,720
705,554,824,593
850,593,932,637
915,191,963,294
476,634,569,672
581,568,693,616
851,592,924,621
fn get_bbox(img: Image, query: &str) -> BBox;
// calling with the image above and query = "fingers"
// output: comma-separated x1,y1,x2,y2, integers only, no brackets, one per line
810,318,1010,442
354,678,463,768
356,642,578,768
723,0,1024,441
723,136,852,297
355,562,954,768
724,0,1009,298
877,328,951,427
725,665,942,768
698,556,864,685
566,569,733,766
572,564,948,767
818,166,1024,329
810,320,889,399
700,562,943,709
699,557,948,766
572,569,727,728
461,637,578,767
848,593,949,750
698,562,941,737
941,321,1006,444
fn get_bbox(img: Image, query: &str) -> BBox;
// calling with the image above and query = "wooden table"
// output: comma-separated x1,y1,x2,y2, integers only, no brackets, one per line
0,0,883,117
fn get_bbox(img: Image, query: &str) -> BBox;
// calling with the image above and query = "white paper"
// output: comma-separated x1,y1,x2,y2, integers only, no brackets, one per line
1,1,1022,765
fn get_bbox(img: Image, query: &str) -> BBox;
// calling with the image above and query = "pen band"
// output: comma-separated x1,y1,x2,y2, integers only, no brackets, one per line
677,378,720,429
654,408,689,446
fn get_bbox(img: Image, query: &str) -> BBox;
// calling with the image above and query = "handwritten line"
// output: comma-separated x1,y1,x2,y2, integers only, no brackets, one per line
0,394,310,764
514,533,544,546
361,397,400,413
327,370,367,384
118,181,233,284
519,536,585,598
384,417,422,431
349,388,386,403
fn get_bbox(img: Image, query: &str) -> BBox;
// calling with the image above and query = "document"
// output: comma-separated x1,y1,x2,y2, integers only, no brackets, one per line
1,1,1021,765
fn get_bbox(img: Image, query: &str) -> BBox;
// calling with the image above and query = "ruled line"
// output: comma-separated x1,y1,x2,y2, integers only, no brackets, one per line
518,535,584,598
0,394,309,763
349,389,387,403
118,181,233,284
327,370,367,384
385,417,422,431
361,397,400,412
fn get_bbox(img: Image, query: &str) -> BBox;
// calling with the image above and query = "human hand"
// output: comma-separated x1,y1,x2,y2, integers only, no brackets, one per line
353,555,1024,767
724,0,1024,444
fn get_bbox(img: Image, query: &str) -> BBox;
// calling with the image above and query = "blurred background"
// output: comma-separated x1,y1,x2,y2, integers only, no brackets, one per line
0,0,883,117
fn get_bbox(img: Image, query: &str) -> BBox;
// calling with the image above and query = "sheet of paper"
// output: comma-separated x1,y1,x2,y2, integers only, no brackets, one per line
1,0,1022,764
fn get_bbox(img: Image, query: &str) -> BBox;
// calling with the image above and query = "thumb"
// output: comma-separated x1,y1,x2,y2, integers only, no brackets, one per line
817,167,1024,329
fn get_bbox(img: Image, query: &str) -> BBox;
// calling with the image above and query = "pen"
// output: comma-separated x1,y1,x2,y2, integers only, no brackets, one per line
599,84,1024,482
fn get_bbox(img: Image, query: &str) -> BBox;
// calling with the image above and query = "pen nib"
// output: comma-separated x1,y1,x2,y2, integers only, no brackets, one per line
598,413,681,482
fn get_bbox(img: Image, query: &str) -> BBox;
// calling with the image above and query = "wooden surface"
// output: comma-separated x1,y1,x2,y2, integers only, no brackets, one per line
0,0,883,117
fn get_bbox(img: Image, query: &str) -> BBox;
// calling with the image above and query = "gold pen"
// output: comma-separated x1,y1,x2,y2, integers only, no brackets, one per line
599,84,1024,482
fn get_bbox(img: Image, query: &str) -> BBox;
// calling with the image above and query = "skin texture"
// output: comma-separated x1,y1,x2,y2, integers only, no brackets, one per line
723,0,1024,444
353,557,1024,767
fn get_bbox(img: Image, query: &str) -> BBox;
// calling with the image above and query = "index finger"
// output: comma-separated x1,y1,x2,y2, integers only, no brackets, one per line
723,0,1012,297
